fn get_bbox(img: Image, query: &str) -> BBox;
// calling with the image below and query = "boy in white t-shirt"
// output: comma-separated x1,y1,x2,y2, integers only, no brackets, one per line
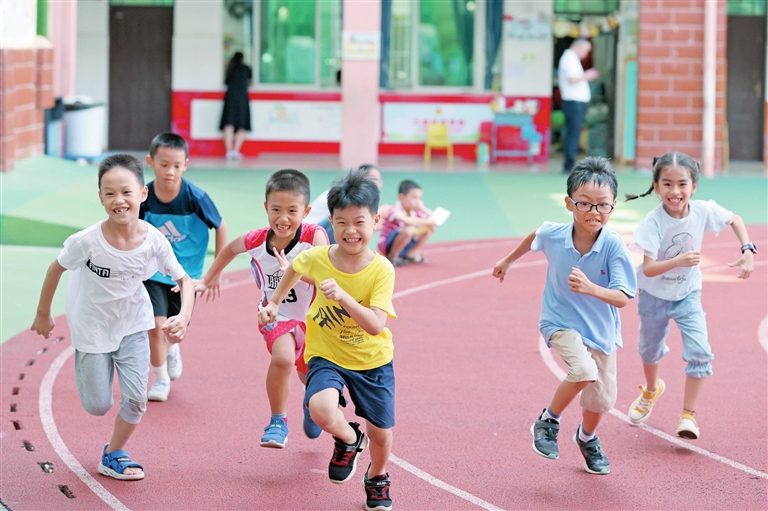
31,154,195,481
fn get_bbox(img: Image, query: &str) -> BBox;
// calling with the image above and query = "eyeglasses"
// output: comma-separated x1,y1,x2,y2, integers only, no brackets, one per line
569,198,615,214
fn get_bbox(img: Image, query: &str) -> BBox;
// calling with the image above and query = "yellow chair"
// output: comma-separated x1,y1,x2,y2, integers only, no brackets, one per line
424,123,453,164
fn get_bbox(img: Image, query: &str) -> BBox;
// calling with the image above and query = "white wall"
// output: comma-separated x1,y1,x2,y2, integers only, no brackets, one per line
0,1,36,49
501,0,553,97
74,0,108,104
173,1,223,90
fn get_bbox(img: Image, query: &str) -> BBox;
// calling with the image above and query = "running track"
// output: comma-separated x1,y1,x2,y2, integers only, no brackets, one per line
2,230,766,510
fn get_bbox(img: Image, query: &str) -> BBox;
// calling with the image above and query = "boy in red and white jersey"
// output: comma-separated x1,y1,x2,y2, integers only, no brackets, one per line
197,169,328,448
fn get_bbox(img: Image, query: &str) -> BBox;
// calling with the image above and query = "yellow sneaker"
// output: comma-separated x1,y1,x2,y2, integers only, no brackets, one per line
628,379,665,424
676,412,700,439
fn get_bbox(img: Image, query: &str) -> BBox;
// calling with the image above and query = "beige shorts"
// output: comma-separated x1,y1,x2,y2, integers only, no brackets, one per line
548,329,617,413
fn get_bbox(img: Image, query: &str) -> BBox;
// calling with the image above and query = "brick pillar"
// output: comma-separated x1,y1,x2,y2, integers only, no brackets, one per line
636,0,727,171
0,46,55,172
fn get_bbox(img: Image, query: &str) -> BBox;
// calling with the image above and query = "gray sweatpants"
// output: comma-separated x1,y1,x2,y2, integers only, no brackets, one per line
74,331,150,425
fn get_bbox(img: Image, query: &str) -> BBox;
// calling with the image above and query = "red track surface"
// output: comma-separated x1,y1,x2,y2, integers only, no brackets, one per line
2,231,767,510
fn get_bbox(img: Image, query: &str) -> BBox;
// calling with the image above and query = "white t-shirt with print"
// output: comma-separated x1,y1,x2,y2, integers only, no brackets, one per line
57,221,186,353
633,200,733,301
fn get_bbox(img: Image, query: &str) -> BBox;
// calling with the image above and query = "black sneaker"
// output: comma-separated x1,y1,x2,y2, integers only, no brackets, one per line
530,410,559,459
329,422,367,484
572,429,610,475
363,464,392,511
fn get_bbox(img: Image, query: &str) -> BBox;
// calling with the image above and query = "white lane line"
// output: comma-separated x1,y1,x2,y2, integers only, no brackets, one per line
388,455,503,511
537,336,768,480
39,346,130,511
759,316,768,353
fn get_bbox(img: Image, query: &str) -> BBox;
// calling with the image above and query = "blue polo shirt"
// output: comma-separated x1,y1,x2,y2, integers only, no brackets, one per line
532,222,636,354
140,179,222,285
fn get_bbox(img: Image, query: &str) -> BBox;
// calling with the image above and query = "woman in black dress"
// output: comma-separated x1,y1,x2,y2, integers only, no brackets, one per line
220,52,252,160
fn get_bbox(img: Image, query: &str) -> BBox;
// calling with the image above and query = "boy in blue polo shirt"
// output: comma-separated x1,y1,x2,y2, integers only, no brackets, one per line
140,133,228,401
492,157,636,475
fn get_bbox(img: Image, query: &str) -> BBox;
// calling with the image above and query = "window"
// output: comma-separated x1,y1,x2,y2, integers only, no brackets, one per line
223,0,254,71
419,0,475,86
253,0,341,87
727,0,766,15
386,0,482,90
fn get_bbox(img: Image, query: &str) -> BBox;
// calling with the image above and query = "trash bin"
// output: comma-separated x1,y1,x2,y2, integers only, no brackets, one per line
63,96,106,158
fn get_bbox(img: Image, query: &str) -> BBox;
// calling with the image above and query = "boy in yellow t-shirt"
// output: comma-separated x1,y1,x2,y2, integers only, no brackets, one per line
260,168,396,511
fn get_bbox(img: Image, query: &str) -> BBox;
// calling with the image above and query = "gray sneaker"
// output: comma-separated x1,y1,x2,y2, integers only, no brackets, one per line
530,410,559,459
572,429,610,475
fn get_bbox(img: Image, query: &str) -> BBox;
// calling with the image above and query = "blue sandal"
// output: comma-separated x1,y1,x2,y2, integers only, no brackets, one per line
97,444,144,481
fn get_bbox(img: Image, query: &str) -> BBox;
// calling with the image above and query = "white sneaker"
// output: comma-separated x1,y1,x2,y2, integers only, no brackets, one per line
167,343,182,380
147,380,170,402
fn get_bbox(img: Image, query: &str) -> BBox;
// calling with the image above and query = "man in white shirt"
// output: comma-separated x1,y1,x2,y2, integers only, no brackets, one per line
558,38,599,174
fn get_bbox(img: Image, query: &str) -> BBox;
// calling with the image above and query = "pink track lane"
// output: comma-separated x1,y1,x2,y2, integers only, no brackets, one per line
1,231,766,510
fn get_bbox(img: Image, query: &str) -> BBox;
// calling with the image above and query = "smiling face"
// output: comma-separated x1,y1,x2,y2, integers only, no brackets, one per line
99,167,148,226
565,181,615,236
331,205,379,256
653,165,697,219
264,190,310,244
146,146,188,193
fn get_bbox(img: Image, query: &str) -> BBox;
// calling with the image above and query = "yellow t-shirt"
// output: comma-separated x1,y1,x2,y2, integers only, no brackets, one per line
292,246,397,371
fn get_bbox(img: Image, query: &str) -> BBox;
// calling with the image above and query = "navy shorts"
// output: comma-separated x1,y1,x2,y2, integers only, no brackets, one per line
385,229,417,258
143,280,191,318
305,357,395,429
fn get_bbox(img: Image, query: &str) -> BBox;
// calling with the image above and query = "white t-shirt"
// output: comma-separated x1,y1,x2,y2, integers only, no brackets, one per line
632,200,733,301
558,49,591,103
57,221,186,353
305,189,330,224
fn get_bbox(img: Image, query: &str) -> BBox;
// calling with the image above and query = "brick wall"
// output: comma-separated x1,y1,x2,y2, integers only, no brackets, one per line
0,47,54,172
636,0,727,170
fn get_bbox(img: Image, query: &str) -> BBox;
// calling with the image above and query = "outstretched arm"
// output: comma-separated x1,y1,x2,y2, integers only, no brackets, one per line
204,219,230,298
197,235,246,300
31,259,67,339
492,230,536,283
726,214,754,279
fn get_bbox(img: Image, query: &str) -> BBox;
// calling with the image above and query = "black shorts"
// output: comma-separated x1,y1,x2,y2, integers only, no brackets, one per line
143,280,188,318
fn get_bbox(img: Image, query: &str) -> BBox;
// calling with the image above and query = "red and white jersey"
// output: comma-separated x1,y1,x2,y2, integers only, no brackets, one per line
244,223,321,322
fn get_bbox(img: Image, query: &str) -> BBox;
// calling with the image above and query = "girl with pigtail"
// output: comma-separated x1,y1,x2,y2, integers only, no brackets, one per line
624,152,755,439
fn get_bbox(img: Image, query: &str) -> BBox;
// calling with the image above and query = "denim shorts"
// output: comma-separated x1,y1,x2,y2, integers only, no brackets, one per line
385,228,417,258
305,357,395,429
637,289,713,378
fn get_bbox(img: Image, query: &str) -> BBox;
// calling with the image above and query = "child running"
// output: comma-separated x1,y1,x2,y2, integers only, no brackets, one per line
306,164,383,244
492,157,636,475
625,152,754,439
377,179,437,266
30,154,195,480
196,169,328,448
141,132,228,402
259,168,397,511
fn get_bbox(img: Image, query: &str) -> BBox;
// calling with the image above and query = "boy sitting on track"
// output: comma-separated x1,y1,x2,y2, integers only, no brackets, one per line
377,179,437,266
31,154,195,480
492,157,637,475
196,169,328,448
259,168,397,511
